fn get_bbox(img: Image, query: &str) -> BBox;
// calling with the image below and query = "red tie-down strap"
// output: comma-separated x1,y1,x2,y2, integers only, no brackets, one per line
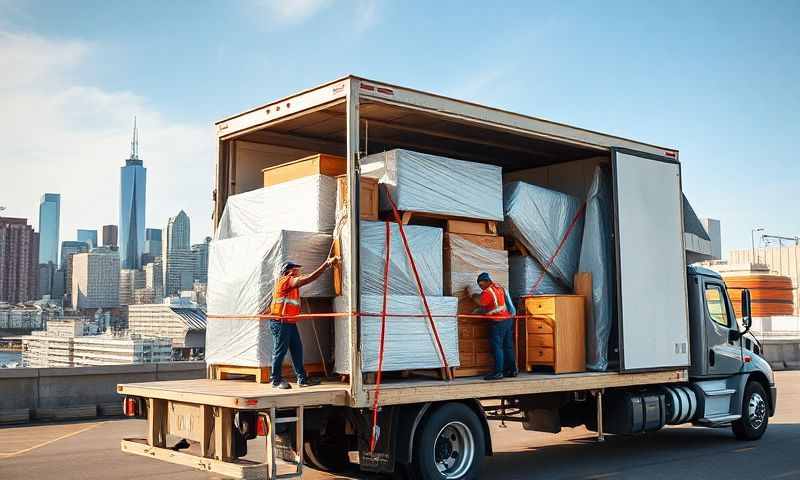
381,185,452,376
370,220,392,452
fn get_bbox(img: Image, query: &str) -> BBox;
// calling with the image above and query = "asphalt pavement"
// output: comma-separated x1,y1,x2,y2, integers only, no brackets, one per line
1,371,798,480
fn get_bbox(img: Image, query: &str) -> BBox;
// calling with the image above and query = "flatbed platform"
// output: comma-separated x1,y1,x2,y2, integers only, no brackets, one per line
118,369,688,409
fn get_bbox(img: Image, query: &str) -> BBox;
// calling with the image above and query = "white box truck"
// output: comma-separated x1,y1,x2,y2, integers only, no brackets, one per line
117,76,775,480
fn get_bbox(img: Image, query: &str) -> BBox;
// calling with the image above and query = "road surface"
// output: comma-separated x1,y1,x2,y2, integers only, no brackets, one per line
1,371,798,479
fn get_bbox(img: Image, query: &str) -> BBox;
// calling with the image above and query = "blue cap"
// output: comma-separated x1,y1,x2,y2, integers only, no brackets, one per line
281,261,302,275
477,272,491,283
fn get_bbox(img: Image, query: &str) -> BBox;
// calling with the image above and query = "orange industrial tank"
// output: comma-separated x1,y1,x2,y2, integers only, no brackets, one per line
723,274,794,318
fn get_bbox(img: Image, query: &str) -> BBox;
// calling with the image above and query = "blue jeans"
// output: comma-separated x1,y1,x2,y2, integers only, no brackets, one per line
489,319,516,375
269,320,306,384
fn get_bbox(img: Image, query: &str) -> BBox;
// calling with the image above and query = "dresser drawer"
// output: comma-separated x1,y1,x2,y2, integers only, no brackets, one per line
527,317,554,334
525,297,555,315
528,334,554,348
528,347,554,363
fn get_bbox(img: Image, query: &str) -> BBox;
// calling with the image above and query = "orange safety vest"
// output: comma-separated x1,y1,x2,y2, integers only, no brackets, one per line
270,275,301,321
480,283,511,320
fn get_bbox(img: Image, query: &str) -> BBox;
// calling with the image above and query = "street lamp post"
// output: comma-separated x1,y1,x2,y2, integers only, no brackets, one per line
751,227,765,264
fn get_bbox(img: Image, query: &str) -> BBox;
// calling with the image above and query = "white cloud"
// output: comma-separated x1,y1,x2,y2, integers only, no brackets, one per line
250,0,333,26
0,30,215,248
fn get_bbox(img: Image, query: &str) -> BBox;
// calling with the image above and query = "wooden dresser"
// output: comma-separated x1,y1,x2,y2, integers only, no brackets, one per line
522,295,585,374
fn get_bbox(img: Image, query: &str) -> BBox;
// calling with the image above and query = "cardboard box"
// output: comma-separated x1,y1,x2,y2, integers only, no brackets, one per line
336,175,379,221
262,154,346,187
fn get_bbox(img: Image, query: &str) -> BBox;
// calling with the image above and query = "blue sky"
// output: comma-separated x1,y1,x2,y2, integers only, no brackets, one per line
0,0,798,253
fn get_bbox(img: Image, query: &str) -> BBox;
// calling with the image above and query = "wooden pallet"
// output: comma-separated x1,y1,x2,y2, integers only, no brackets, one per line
389,210,499,236
363,366,455,384
210,363,326,384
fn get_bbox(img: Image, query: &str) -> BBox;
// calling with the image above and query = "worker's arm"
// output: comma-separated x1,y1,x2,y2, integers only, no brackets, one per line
463,287,484,307
290,257,339,289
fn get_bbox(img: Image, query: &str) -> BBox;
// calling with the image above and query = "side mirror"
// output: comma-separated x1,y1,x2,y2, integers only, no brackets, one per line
741,288,752,329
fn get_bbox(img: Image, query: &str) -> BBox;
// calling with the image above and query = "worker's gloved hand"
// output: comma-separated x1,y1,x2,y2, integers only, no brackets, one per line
326,256,340,267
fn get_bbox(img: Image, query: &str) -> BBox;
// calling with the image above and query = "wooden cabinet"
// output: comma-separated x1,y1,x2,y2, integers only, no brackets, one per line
456,318,494,377
262,154,346,187
522,295,585,374
336,175,379,221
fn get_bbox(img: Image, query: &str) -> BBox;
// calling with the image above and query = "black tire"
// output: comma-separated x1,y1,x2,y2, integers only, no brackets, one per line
410,403,486,480
732,381,769,441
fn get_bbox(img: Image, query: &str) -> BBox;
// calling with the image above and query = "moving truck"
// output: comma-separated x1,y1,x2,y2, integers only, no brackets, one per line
118,76,776,480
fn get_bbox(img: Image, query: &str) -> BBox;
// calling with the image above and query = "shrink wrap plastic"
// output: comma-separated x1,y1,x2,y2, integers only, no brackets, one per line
360,149,504,221
205,230,333,366
508,255,568,298
445,234,509,298
214,175,338,239
333,295,459,373
503,182,584,289
340,220,443,296
578,167,615,371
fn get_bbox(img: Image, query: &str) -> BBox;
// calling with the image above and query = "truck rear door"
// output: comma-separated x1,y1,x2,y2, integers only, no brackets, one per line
612,148,690,371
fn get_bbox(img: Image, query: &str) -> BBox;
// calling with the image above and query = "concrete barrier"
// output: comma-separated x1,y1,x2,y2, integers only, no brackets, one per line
0,362,205,424
760,338,800,371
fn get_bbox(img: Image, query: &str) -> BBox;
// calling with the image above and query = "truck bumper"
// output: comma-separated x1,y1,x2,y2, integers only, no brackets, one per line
770,385,777,416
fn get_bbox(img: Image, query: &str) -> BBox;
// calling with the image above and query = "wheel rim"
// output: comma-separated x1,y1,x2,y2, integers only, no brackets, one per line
748,392,767,430
433,421,475,479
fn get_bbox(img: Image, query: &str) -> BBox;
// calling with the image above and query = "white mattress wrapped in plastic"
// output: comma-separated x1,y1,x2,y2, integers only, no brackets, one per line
503,182,584,289
214,175,338,239
361,149,504,221
339,220,443,296
333,295,460,373
508,255,568,299
205,230,334,367
578,166,615,371
445,234,509,298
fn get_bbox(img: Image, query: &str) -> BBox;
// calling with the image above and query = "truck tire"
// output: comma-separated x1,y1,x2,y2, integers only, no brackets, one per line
732,381,769,441
411,403,485,480
303,428,351,472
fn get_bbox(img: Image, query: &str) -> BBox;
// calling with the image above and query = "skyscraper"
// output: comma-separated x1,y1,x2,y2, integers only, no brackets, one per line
163,211,193,297
165,211,190,253
60,240,89,306
77,229,98,249
102,225,118,247
191,236,211,284
71,251,120,310
38,193,60,266
0,217,39,303
119,119,146,269
143,228,162,265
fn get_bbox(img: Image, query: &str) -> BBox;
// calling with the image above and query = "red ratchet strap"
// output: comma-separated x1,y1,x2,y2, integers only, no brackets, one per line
382,185,452,377
528,202,587,295
370,221,392,452
206,312,536,320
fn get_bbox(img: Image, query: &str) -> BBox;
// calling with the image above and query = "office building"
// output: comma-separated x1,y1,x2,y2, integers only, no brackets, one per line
119,268,145,306
71,250,120,310
77,229,98,249
119,119,147,269
51,268,65,301
163,211,193,297
0,217,39,304
144,228,162,264
144,258,164,302
38,193,60,266
23,318,172,367
700,218,722,260
128,301,206,359
0,302,49,331
133,287,155,305
60,240,89,305
37,261,57,299
191,236,211,283
102,225,118,247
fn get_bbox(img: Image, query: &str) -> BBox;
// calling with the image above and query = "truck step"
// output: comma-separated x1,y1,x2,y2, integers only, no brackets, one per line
705,389,736,397
698,414,741,426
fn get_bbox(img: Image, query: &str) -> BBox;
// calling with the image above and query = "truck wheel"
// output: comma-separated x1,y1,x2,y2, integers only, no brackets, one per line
732,381,769,441
411,403,485,480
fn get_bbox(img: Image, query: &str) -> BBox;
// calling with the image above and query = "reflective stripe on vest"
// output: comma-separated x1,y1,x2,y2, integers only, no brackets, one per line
273,298,300,306
486,284,509,316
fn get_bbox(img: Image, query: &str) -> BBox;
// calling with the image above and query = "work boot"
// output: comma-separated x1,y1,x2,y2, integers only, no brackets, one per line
298,377,321,387
483,372,504,381
272,380,291,390
504,369,519,378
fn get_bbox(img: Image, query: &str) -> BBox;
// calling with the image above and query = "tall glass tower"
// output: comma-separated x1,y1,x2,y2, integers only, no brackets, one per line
38,193,60,266
119,118,146,269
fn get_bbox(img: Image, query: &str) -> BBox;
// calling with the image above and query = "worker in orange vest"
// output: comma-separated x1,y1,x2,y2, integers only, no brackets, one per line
268,257,338,389
467,272,518,380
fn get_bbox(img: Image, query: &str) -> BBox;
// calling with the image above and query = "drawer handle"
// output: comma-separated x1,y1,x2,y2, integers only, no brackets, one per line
538,350,544,357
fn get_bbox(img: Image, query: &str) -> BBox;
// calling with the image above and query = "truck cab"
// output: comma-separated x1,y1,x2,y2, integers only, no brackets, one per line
685,265,776,437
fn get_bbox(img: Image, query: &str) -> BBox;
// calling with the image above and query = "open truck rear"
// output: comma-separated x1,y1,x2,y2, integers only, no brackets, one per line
117,76,774,479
